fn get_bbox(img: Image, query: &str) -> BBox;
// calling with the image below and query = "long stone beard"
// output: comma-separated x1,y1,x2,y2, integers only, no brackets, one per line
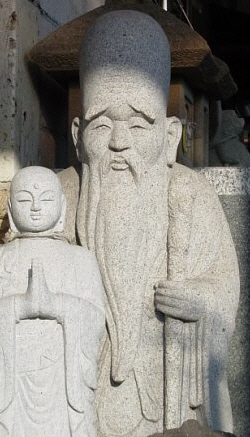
77,150,169,382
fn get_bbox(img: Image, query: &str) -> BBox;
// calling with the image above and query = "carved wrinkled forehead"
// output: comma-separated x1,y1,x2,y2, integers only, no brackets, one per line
79,10,171,112
10,166,62,197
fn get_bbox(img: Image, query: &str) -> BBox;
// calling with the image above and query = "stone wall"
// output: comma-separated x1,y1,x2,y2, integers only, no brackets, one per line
0,0,104,182
0,0,104,239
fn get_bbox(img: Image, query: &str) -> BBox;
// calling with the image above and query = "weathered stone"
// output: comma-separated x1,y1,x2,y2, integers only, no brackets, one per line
73,10,240,436
57,165,79,244
0,0,103,186
0,166,105,436
197,167,250,437
198,167,250,195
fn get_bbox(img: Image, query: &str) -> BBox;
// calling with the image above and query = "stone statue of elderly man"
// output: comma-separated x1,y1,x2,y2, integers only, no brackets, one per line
72,10,240,437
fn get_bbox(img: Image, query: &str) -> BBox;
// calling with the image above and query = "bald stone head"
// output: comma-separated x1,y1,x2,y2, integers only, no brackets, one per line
74,10,181,173
80,10,171,115
9,166,66,234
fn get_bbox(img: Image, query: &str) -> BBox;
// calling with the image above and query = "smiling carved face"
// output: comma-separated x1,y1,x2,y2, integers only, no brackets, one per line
9,167,64,233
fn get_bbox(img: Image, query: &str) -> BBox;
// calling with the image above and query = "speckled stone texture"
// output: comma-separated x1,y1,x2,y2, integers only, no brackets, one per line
198,168,250,437
75,10,240,437
198,167,250,195
0,166,105,436
223,194,250,437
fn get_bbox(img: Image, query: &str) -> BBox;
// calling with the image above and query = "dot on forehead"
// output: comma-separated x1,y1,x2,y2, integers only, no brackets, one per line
11,166,62,195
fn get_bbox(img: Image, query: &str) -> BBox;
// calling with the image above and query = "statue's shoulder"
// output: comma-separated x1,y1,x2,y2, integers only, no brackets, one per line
57,166,80,193
172,163,211,187
0,239,18,258
69,243,100,273
171,163,218,200
68,244,104,304
170,163,226,228
0,240,19,288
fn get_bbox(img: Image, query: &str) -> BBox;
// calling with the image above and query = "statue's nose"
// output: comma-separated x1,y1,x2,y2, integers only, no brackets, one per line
109,122,130,152
31,198,41,211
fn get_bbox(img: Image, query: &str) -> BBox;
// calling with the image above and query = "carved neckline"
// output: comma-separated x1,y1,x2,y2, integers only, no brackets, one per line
13,233,69,242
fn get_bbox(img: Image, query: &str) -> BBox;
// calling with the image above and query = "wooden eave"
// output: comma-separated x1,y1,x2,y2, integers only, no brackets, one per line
27,0,237,100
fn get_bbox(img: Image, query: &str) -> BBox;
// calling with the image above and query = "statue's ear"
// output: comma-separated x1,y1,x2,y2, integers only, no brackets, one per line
54,193,67,233
71,117,84,162
165,116,182,167
7,200,18,233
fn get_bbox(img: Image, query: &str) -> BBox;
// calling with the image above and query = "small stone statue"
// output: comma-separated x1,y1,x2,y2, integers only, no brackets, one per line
0,166,105,436
72,10,240,437
209,107,250,166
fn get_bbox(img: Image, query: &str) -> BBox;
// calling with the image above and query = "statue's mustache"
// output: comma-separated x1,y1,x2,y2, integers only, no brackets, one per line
100,150,145,185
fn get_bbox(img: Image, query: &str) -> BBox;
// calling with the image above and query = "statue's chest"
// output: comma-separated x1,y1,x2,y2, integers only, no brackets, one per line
16,319,64,372
2,239,76,297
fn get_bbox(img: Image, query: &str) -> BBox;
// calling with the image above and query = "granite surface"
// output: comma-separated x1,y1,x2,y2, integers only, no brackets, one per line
0,166,105,436
75,10,240,436
198,167,250,437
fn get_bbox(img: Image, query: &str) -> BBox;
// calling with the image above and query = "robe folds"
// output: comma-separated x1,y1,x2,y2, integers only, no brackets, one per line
0,238,105,437
94,163,240,437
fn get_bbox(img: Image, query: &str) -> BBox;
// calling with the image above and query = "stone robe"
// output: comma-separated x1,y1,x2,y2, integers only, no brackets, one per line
0,237,105,437
91,164,239,437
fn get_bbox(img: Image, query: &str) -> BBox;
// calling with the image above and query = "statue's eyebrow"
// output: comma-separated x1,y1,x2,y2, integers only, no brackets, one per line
39,190,55,197
85,105,109,121
15,190,32,196
129,104,156,124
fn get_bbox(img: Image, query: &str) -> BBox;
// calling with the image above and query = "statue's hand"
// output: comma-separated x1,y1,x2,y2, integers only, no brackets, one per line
154,280,205,322
16,259,61,321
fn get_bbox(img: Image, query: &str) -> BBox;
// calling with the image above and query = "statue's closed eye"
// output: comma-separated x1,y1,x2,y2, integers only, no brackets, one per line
15,194,32,203
17,198,32,202
39,190,55,201
40,198,54,202
129,117,153,130
88,116,112,131
15,191,33,202
93,125,111,130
